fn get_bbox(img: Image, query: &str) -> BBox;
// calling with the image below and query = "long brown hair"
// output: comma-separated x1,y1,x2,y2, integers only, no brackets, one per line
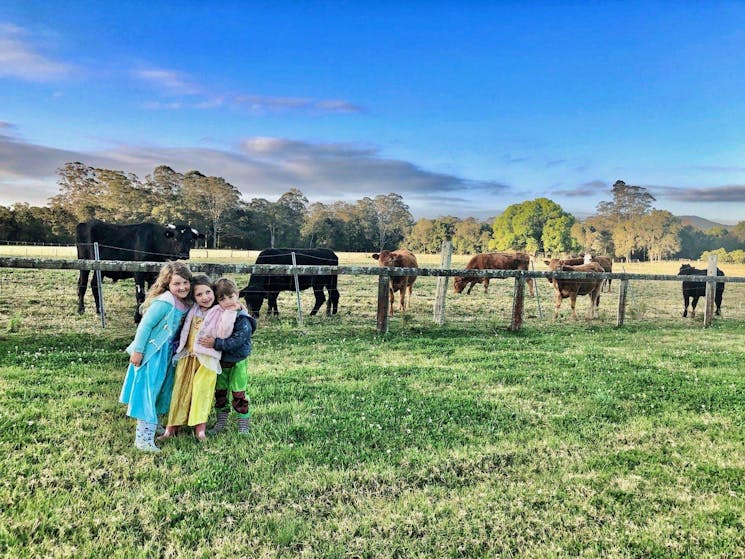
141,261,193,310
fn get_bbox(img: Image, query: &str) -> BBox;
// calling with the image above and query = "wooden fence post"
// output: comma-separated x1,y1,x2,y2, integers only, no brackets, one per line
433,235,453,325
509,275,525,331
376,272,390,334
616,278,629,327
703,255,718,328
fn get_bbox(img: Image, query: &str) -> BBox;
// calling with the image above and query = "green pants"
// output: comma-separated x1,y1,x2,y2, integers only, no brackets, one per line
215,359,250,418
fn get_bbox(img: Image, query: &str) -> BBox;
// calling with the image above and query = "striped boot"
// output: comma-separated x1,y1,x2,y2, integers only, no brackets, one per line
238,417,250,435
134,420,161,453
208,409,229,435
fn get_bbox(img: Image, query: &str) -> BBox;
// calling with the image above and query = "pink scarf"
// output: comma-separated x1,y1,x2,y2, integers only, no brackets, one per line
175,305,238,361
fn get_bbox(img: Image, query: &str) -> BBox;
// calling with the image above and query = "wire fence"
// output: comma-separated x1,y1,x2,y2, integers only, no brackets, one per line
1,250,743,338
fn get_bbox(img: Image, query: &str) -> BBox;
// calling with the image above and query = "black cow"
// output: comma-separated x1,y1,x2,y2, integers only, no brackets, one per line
240,248,340,317
678,263,725,318
76,220,204,323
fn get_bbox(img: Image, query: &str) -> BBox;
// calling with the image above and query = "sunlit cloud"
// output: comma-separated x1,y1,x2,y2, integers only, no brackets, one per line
0,134,509,216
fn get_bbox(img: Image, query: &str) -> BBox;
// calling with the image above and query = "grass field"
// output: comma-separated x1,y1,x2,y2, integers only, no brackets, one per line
1,252,744,557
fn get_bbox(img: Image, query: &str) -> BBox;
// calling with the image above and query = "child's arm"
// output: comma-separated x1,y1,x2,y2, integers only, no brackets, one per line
211,314,254,353
128,301,170,365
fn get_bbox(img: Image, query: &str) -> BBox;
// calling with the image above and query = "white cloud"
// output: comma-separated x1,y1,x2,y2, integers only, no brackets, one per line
0,23,73,81
0,134,509,217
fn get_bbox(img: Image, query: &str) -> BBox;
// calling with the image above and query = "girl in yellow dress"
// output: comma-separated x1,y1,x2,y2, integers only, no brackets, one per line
159,275,238,440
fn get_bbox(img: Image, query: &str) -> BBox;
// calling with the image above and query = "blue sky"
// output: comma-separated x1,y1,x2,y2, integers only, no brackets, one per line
2,1,745,224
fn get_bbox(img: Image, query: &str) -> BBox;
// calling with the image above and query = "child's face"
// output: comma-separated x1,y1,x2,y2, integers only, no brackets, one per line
168,274,191,301
194,284,215,310
218,292,240,310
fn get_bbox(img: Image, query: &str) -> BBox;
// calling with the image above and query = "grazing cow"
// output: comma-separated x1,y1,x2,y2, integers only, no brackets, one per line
76,220,204,323
240,248,339,318
678,263,725,318
371,249,418,315
544,255,613,292
453,252,534,296
547,261,605,320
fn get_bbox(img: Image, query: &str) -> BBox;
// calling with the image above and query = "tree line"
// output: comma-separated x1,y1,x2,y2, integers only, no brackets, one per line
1,164,744,261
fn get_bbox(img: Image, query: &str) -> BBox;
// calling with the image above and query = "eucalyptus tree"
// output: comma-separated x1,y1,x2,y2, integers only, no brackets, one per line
372,193,414,251
182,170,241,248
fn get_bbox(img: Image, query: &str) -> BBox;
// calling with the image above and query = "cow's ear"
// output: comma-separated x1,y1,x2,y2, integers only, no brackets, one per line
164,230,175,238
372,253,380,260
543,260,550,266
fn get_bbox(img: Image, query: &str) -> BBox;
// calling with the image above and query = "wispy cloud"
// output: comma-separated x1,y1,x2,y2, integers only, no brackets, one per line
133,67,202,95
0,23,73,81
553,180,608,197
653,184,745,203
133,66,364,114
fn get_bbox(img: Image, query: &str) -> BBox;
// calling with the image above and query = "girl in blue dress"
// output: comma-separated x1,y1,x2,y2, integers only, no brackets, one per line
119,261,193,452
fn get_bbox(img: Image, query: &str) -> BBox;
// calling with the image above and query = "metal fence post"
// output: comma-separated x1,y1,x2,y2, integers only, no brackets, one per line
93,242,106,328
704,255,718,328
291,252,303,325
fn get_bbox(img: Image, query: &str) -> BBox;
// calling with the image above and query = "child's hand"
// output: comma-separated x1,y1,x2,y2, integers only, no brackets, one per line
199,335,216,348
130,351,143,366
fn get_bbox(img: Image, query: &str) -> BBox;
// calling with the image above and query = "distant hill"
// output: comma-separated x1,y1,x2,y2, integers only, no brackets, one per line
677,216,734,231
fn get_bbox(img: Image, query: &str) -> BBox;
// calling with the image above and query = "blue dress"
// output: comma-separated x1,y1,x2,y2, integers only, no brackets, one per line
119,292,189,424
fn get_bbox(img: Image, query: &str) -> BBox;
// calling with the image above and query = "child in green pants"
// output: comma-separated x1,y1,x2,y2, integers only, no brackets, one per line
198,278,257,434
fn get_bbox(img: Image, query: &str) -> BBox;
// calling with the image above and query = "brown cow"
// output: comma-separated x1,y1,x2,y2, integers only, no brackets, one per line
544,255,613,292
453,252,534,296
371,249,419,315
546,261,605,320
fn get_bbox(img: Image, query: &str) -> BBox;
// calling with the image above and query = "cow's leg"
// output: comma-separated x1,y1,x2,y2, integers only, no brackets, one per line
388,286,395,316
90,274,101,315
133,273,147,323
77,270,89,314
328,286,340,315
682,294,690,317
690,296,698,319
570,294,578,320
526,277,534,297
715,287,723,316
553,292,562,319
466,281,475,295
268,293,279,316
483,278,490,294
404,283,413,311
586,289,599,320
310,285,326,316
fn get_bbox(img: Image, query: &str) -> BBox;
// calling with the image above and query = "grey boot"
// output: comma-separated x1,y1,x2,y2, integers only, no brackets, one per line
208,409,229,435
237,417,250,435
134,420,161,453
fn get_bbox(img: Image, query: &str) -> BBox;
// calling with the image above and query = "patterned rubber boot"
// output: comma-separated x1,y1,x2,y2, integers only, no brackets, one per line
237,417,250,435
208,410,230,435
134,420,161,453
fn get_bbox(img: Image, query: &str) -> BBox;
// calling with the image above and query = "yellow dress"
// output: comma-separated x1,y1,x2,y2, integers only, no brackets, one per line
167,315,219,427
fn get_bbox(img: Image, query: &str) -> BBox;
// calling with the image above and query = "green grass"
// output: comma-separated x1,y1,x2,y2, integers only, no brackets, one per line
1,320,744,558
0,257,744,557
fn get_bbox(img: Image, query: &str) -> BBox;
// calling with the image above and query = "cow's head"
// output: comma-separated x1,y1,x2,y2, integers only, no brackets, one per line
544,259,560,284
240,286,264,318
372,250,394,267
165,224,205,259
453,276,467,294
678,263,695,275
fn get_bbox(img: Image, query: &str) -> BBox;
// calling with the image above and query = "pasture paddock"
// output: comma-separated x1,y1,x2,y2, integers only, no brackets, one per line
1,250,744,556
2,251,745,333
